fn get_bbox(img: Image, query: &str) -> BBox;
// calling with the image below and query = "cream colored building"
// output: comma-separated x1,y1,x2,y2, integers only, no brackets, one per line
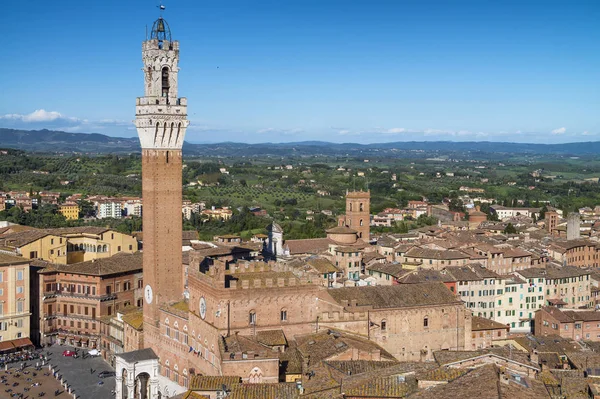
0,253,31,342
0,230,67,264
49,227,138,264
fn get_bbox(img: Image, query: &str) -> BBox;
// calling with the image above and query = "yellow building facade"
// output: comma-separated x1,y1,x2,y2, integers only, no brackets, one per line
59,203,80,220
0,254,31,342
0,231,68,264
55,227,138,264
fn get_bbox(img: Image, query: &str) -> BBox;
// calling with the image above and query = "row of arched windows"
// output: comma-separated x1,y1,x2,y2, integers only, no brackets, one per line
67,243,108,253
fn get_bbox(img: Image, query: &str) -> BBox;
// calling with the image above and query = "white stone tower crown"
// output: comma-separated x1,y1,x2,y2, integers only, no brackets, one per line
135,17,189,149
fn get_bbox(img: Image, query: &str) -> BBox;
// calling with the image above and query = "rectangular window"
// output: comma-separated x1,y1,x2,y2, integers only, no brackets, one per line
166,326,171,337
16,286,23,294
0,272,3,282
17,270,23,281
17,301,24,313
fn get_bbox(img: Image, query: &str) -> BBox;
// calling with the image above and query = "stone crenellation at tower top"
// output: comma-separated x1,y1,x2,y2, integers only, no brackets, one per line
135,17,189,150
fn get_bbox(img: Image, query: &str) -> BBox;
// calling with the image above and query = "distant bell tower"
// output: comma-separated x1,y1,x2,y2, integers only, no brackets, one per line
135,16,189,336
339,190,371,241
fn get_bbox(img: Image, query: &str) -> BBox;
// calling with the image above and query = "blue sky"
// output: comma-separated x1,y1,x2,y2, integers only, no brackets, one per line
1,0,598,144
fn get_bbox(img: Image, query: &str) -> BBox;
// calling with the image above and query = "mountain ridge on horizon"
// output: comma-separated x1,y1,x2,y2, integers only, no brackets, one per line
1,127,599,156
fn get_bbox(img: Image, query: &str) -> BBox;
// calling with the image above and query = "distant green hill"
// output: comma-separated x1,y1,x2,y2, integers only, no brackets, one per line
2,127,600,157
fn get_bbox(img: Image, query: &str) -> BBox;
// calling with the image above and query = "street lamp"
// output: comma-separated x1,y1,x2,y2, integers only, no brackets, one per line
132,361,139,399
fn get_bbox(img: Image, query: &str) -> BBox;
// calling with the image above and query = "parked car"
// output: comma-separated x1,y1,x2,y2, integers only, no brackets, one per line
62,350,76,357
88,349,101,357
98,371,116,378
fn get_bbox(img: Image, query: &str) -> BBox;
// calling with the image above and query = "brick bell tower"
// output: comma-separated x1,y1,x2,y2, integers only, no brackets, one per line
341,190,371,240
135,16,189,339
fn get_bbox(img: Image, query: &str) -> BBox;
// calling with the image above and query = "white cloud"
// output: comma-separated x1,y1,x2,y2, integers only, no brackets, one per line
256,127,304,136
384,127,407,134
0,109,138,137
337,129,351,135
581,131,595,136
0,109,77,123
551,127,566,134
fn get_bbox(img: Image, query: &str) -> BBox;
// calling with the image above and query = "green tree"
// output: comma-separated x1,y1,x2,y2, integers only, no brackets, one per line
503,223,517,234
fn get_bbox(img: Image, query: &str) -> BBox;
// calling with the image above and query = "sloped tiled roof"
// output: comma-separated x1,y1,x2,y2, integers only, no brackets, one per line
228,383,299,399
306,257,339,273
38,252,142,276
328,283,458,309
121,309,143,330
295,330,395,365
285,238,333,255
343,375,412,397
367,263,409,279
188,376,241,391
0,252,30,266
326,226,357,234
471,316,509,331
44,226,110,236
0,224,37,236
408,365,500,399
256,329,287,347
405,247,470,260
0,230,51,247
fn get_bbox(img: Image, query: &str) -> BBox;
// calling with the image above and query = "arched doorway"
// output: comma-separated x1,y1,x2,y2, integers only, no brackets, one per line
135,372,151,399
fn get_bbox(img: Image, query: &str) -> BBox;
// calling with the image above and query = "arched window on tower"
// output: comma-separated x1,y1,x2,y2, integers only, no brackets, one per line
349,203,353,212
360,219,364,226
359,203,364,211
162,67,170,99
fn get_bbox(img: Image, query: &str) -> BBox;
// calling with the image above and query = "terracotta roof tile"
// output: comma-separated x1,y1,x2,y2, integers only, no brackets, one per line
38,252,142,276
188,376,241,391
0,230,51,247
121,309,143,330
328,283,458,309
471,316,509,331
285,238,333,255
367,263,410,279
228,383,300,399
0,252,30,266
255,329,287,347
405,247,470,260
